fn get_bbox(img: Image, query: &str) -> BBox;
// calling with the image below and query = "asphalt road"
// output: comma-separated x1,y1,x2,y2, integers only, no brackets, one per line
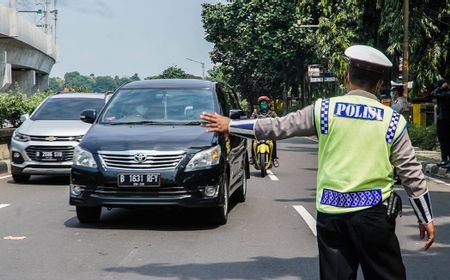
0,137,449,280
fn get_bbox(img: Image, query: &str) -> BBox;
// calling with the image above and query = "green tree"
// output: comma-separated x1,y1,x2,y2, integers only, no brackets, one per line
48,77,64,92
93,76,117,92
146,66,201,80
202,0,320,114
63,71,95,92
317,0,450,94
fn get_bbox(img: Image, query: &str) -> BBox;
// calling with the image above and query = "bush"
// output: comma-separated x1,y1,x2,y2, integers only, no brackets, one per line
0,91,52,128
407,124,438,150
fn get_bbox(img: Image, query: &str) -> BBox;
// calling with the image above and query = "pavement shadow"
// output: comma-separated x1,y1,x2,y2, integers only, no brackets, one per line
7,175,69,186
103,256,319,280
64,200,240,232
275,197,316,203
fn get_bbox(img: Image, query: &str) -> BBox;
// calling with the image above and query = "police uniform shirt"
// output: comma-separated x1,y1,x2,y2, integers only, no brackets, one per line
229,89,433,224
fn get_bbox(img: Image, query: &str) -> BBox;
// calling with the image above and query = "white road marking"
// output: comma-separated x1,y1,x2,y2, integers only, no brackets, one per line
0,204,11,209
305,136,318,143
0,175,11,180
267,170,279,181
425,176,450,187
293,205,317,236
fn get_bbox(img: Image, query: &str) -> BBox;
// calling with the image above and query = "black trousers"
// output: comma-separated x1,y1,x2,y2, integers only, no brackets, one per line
436,119,450,162
317,205,406,280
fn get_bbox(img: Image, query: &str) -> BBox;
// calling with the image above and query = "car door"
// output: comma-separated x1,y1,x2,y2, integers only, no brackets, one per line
216,84,246,192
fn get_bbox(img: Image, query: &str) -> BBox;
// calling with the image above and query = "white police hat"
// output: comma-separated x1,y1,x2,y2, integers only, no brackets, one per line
345,45,392,72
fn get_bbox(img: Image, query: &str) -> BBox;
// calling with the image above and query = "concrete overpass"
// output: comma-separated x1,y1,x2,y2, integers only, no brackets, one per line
0,3,57,94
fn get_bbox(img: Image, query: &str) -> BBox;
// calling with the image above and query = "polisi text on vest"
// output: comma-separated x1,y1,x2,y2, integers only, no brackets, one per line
334,102,384,121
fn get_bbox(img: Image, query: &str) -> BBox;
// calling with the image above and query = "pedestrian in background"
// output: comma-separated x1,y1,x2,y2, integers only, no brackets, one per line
391,83,411,120
201,45,435,280
431,79,450,168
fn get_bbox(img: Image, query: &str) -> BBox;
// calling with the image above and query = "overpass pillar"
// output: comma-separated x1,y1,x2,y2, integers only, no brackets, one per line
12,69,36,95
0,51,12,92
36,73,49,92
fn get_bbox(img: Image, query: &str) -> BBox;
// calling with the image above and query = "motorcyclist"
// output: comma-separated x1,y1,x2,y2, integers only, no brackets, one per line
250,96,279,167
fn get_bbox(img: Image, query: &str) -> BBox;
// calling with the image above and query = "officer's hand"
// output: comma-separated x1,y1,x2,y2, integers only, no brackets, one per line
200,112,230,134
419,222,435,250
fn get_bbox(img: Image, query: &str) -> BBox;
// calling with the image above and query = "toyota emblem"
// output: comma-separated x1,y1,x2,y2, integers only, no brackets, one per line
134,153,147,163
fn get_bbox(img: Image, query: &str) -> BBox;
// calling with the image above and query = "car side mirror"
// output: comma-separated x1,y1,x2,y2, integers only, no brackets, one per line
20,114,30,122
80,109,97,124
229,109,246,120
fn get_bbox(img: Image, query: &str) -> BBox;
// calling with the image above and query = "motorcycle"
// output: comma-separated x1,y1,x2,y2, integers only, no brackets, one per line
252,140,274,177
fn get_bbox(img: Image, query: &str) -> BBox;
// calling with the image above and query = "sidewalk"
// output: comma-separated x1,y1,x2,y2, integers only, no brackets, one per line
415,148,450,181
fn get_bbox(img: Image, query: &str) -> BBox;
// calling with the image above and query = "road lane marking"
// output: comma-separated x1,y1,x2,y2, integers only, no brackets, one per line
293,205,317,236
305,136,318,143
0,175,11,180
0,204,11,209
425,176,450,187
267,170,279,181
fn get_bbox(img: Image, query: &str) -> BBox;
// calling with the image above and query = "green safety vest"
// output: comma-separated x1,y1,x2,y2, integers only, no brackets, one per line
313,93,407,214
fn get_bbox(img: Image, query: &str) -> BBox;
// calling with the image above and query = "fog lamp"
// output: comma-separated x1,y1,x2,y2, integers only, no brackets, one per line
204,185,219,198
70,184,84,196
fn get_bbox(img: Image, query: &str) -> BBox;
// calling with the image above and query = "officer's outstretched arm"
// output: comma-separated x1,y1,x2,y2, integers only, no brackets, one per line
391,130,435,250
201,106,316,140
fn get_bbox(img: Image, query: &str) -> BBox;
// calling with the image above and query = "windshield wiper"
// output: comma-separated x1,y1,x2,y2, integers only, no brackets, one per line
183,121,205,125
107,121,161,125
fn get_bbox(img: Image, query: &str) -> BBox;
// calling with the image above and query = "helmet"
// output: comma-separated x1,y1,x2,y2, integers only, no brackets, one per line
258,96,271,103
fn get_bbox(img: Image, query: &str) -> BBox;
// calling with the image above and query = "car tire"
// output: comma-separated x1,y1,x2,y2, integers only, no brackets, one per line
76,206,102,224
12,174,30,183
235,165,247,203
209,174,229,225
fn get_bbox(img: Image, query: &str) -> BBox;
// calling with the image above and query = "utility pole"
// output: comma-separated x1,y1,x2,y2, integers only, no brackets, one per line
402,0,409,97
186,58,205,79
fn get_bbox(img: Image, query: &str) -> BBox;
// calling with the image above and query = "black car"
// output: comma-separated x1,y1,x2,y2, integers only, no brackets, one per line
70,79,250,225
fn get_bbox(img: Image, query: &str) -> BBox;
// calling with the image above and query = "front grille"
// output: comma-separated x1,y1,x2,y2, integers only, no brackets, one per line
29,135,80,142
26,146,74,162
99,150,186,170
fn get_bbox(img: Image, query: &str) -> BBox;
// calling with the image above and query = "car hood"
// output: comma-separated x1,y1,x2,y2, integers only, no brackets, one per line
81,124,217,153
17,120,91,136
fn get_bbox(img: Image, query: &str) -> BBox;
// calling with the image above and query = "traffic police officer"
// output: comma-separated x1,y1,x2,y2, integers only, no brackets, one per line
201,45,435,280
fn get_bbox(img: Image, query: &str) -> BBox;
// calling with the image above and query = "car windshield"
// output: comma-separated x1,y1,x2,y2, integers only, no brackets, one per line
100,89,216,124
31,98,105,121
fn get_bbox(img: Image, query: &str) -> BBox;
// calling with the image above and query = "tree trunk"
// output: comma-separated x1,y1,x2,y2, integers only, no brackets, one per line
282,64,289,115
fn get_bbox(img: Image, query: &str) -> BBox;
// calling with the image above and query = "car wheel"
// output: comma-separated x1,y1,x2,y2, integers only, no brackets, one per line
76,206,102,224
12,174,30,183
209,174,229,225
234,167,247,203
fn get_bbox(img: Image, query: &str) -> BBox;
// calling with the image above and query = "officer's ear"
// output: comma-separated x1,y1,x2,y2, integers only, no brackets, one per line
375,79,384,93
344,71,351,89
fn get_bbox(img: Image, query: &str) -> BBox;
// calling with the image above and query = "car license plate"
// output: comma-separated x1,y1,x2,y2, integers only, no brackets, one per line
36,151,63,161
117,174,160,187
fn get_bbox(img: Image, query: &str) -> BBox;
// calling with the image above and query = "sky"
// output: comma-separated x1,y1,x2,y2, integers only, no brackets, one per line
2,0,224,78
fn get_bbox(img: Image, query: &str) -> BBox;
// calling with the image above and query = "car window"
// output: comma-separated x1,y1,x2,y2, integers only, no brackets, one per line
100,89,216,124
217,86,235,115
31,98,105,121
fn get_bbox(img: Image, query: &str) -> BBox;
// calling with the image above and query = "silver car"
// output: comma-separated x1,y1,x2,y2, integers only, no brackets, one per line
10,93,106,183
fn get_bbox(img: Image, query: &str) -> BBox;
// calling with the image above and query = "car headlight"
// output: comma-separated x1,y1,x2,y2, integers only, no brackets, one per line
185,145,221,171
73,146,97,168
13,132,31,142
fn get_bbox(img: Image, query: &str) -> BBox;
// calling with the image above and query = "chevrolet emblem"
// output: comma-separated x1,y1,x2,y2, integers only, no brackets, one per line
46,136,57,142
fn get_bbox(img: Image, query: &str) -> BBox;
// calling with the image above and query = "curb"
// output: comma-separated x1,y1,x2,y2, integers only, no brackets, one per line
420,161,450,181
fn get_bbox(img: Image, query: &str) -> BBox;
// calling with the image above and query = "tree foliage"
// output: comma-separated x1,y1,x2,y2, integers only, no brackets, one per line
317,0,450,94
145,66,202,80
202,0,321,113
